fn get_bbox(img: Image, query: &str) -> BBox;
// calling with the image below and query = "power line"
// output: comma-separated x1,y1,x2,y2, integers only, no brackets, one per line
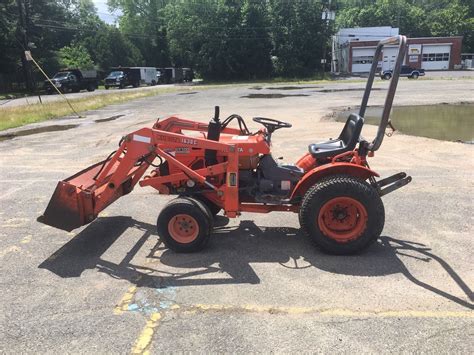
31,22,278,41
30,15,305,40
4,2,339,51
31,22,158,39
31,15,328,33
5,6,333,32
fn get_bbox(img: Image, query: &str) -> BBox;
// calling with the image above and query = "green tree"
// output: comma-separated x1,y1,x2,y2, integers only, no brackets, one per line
164,0,228,79
80,26,144,70
337,0,473,52
428,1,473,52
68,0,143,71
58,44,95,69
269,0,326,77
2,0,473,90
0,0,76,89
0,0,18,79
336,0,430,38
108,0,170,67
238,0,273,78
164,0,272,80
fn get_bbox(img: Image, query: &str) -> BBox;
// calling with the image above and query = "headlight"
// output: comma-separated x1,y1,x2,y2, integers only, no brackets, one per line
54,82,62,88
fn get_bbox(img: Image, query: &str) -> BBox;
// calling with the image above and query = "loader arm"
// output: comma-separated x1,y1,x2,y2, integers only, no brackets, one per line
153,116,242,136
38,138,152,231
39,126,240,231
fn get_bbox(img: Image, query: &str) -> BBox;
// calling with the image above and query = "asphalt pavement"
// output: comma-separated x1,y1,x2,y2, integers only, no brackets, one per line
0,78,473,353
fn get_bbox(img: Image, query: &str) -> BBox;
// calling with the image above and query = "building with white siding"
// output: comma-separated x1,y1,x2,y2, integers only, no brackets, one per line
332,27,463,74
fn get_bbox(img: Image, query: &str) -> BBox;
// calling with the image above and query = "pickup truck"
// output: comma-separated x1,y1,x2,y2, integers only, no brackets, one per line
380,65,425,80
105,67,157,89
45,69,98,94
105,68,139,89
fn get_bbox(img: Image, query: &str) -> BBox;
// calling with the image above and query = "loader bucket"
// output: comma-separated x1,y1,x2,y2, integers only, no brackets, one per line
38,158,136,231
37,181,94,232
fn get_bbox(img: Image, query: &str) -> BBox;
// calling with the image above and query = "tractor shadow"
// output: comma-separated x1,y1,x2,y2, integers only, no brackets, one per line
39,216,473,310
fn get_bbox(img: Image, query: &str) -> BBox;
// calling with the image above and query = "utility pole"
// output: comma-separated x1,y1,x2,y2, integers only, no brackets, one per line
16,0,33,92
321,0,335,74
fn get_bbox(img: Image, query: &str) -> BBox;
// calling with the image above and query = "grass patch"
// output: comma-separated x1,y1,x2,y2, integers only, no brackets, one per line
0,92,28,100
0,87,186,131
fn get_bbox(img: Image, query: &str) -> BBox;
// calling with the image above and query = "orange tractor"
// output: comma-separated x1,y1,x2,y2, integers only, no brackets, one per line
39,36,411,254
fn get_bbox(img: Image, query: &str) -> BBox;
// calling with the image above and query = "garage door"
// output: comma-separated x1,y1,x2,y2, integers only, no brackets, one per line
381,46,400,71
351,48,375,73
421,44,451,70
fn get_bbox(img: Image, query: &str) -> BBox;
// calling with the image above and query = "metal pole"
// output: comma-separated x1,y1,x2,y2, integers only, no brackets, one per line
16,0,32,92
321,0,333,75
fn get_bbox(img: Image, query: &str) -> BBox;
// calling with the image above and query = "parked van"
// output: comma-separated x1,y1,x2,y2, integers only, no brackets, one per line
157,67,192,84
133,67,158,86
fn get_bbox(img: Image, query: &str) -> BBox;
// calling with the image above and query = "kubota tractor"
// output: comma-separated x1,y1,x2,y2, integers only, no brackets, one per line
38,36,411,255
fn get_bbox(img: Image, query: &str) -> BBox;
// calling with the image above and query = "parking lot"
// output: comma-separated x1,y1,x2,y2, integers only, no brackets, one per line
1,78,473,352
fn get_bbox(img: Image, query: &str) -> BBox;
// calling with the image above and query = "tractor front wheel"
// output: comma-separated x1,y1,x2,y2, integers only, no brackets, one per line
299,176,385,255
157,197,213,253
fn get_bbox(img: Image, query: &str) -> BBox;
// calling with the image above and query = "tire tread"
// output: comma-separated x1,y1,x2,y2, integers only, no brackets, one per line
299,175,384,255
157,197,212,253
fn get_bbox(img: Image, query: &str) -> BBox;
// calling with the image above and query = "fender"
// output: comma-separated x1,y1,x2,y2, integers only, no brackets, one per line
290,162,379,199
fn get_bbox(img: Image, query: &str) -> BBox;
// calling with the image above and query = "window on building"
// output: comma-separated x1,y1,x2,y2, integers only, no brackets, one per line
422,53,449,62
353,56,373,64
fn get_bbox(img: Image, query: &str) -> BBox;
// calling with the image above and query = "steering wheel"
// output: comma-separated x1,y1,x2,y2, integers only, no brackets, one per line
252,117,292,133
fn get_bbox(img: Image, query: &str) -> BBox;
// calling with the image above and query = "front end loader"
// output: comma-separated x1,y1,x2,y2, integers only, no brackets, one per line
39,36,411,255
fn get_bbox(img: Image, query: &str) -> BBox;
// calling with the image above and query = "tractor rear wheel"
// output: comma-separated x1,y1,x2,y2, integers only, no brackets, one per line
157,197,213,252
299,176,385,255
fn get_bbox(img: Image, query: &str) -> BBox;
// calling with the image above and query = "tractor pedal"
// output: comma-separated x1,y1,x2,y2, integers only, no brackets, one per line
379,175,412,196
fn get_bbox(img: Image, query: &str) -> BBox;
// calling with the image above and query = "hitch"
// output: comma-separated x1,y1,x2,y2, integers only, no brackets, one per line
375,172,412,196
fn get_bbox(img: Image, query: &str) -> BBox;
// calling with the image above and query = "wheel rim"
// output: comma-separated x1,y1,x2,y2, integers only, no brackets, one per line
168,214,199,243
317,197,368,243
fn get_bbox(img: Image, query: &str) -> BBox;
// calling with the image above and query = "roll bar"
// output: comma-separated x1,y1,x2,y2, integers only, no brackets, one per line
359,35,407,152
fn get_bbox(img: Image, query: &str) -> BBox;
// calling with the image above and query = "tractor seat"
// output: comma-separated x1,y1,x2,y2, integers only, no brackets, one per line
309,113,364,159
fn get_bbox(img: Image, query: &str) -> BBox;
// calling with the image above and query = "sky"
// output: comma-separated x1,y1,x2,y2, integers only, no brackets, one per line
92,0,121,24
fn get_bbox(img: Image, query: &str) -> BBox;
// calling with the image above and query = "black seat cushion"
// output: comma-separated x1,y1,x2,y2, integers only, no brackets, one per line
309,114,364,159
308,139,343,156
